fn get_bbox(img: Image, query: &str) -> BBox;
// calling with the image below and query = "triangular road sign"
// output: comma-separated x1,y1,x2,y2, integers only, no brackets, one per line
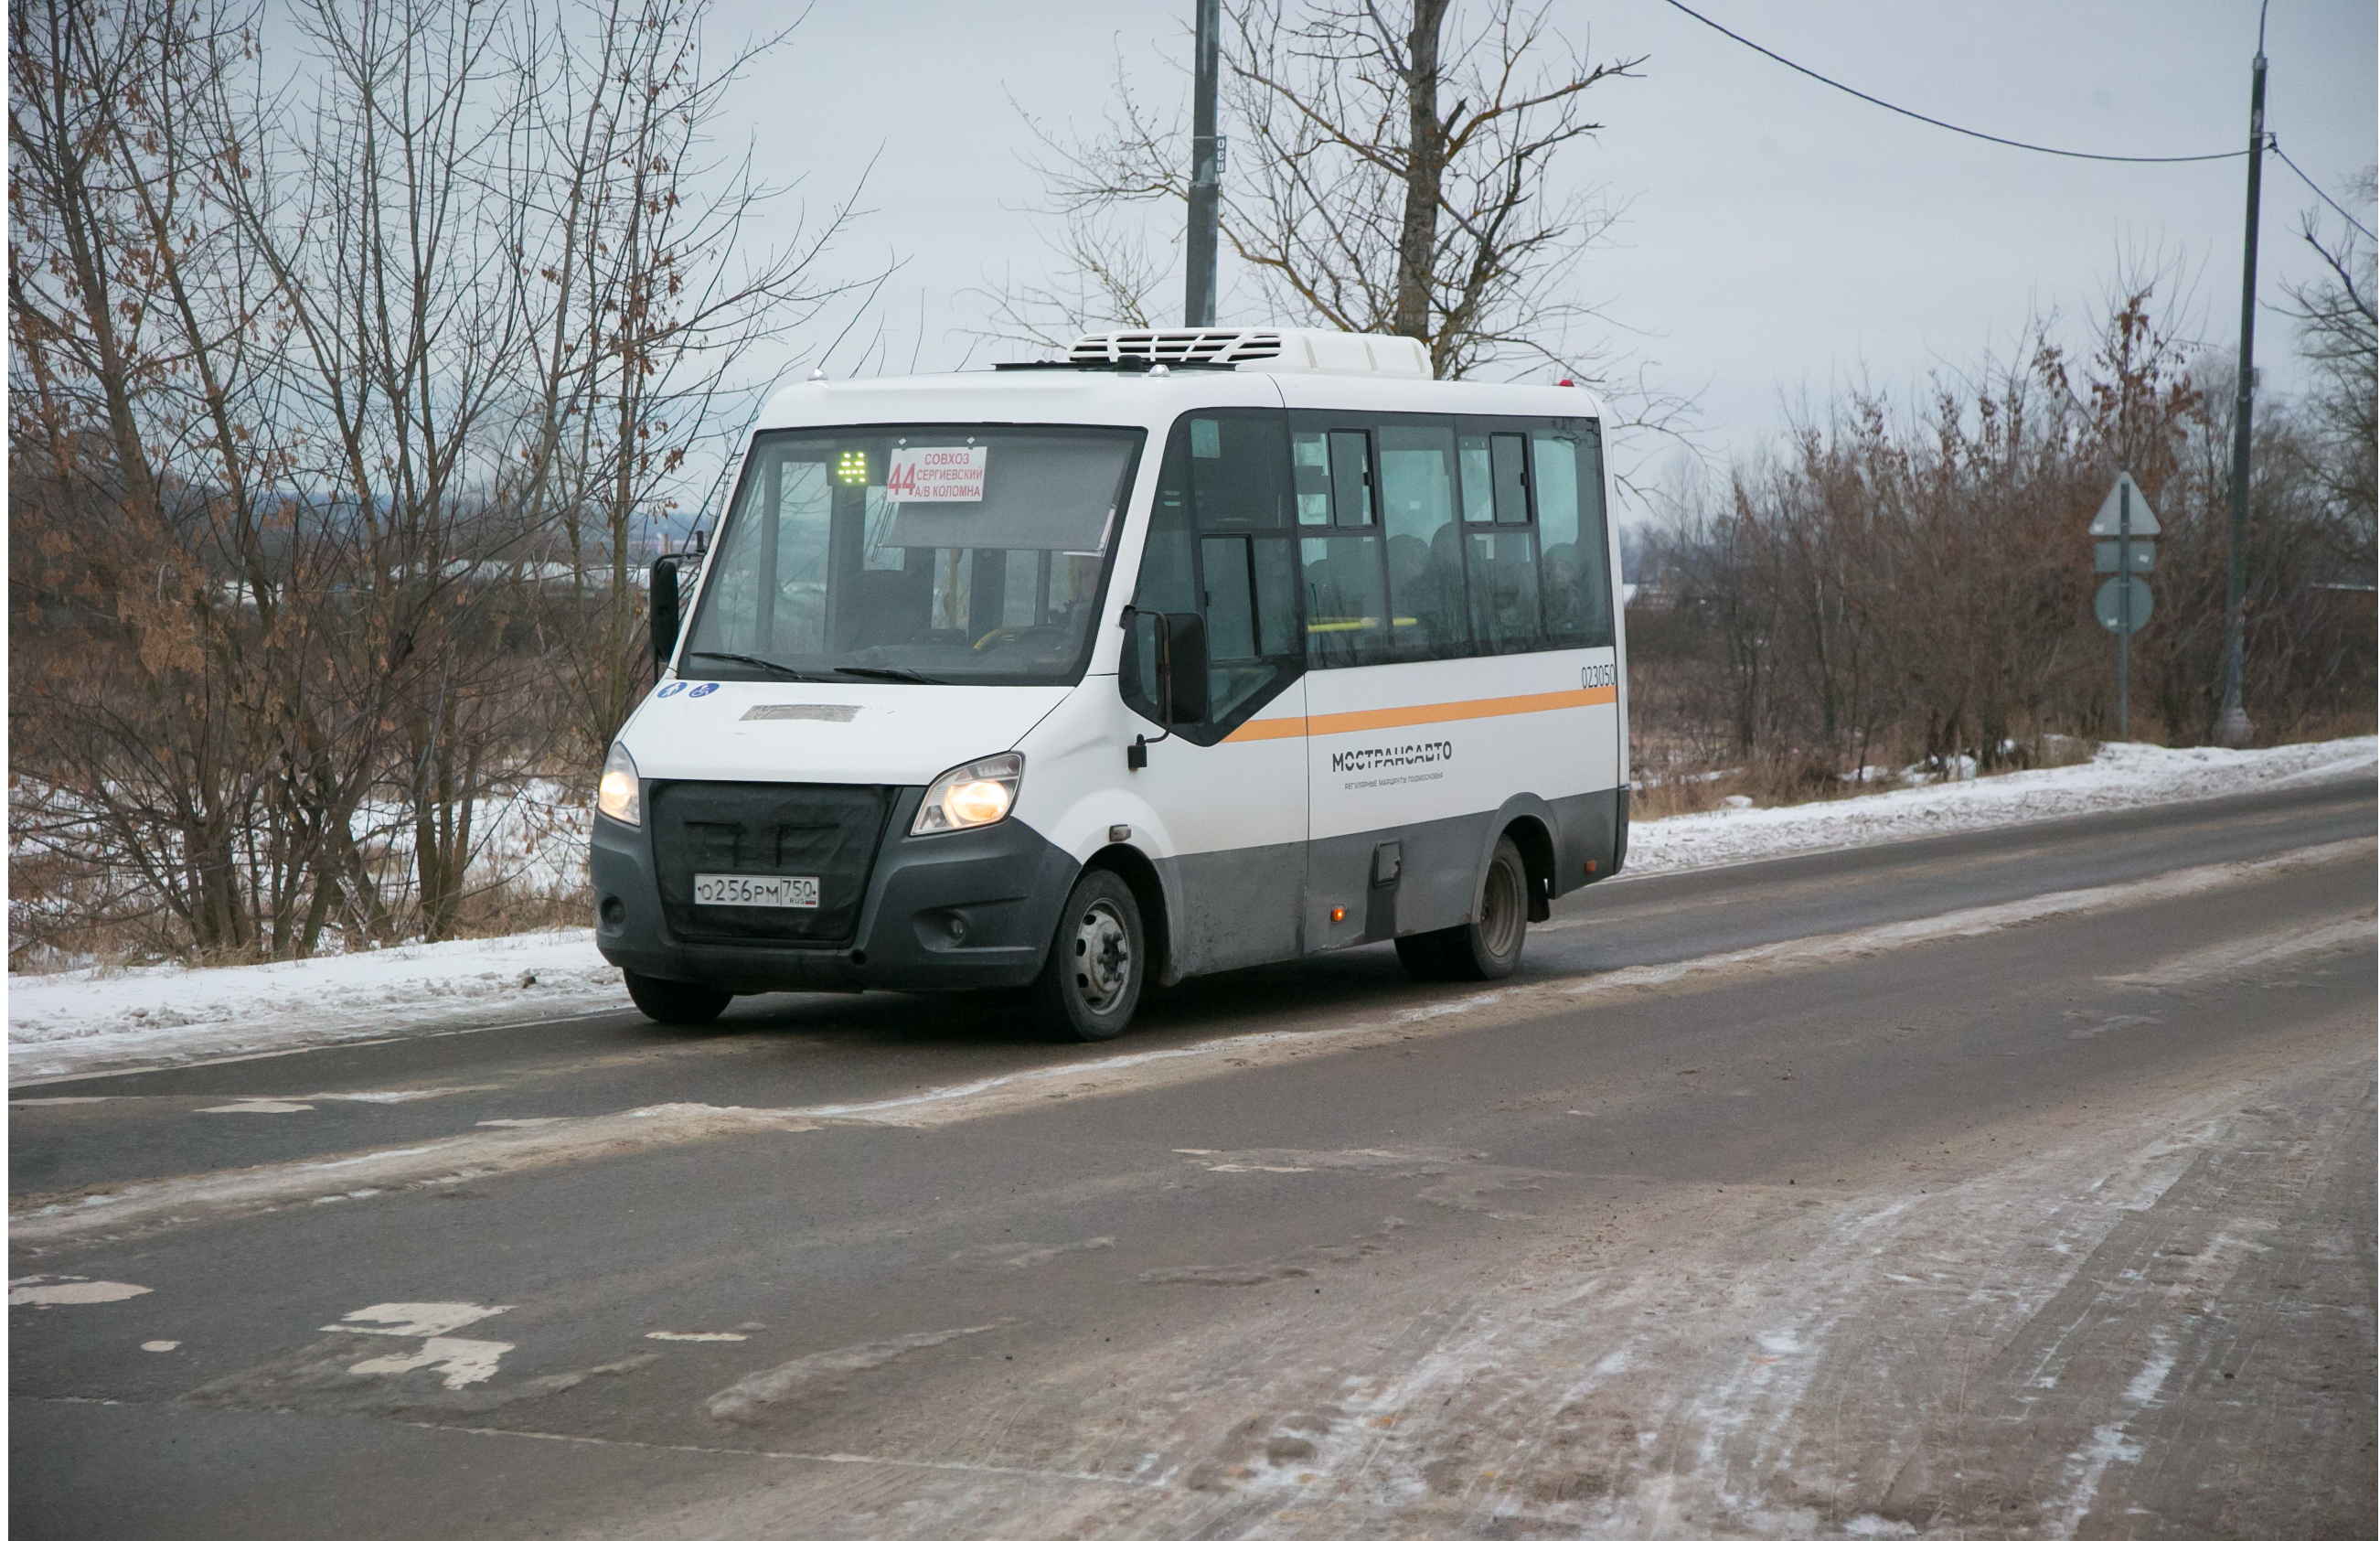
2088,472,2161,537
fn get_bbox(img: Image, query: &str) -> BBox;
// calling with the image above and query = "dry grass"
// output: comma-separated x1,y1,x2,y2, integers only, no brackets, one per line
442,876,594,942
1629,715,2103,823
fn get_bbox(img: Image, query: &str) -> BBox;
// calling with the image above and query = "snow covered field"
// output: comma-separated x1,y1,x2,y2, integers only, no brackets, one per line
8,735,2371,1086
1625,735,2377,876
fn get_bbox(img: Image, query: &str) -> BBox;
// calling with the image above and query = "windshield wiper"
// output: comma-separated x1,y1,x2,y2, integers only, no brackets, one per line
686,651,831,681
834,666,945,685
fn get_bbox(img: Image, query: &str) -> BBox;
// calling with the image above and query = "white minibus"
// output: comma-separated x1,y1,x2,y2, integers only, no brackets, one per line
592,327,1629,1040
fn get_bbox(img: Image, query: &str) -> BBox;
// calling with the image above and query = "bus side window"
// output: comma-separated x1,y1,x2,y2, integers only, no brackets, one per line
1575,423,1614,645
1302,532,1390,668
1329,431,1374,527
1458,434,1496,522
1468,424,1541,651
1467,526,1541,651
1292,432,1332,525
1378,423,1469,658
1532,426,1614,647
1189,414,1292,530
1489,433,1529,523
1190,412,1298,718
1127,412,1304,729
1293,422,1391,669
1122,425,1200,722
1201,536,1258,660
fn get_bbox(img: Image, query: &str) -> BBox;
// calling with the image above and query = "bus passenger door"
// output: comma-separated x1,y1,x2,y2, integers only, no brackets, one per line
1120,411,1309,979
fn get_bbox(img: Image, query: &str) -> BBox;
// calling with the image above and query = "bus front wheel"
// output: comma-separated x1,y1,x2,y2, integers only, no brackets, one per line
1033,868,1146,1043
1396,835,1529,983
623,969,733,1025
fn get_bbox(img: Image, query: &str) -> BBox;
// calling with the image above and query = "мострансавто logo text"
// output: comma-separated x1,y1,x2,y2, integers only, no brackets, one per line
1329,741,1454,774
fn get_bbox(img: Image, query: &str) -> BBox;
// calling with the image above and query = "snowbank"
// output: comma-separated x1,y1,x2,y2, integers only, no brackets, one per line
9,929,622,1085
8,736,2372,1085
1627,736,2375,877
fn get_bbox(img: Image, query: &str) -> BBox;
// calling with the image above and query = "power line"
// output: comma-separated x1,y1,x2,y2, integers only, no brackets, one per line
2270,140,2376,241
1659,0,2247,165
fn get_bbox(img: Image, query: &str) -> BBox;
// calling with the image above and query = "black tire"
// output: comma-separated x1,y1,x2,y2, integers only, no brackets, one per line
1031,868,1146,1043
623,969,733,1025
1395,835,1530,983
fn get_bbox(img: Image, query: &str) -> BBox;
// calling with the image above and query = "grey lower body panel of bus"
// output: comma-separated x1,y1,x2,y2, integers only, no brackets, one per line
592,784,1623,995
1154,787,1624,983
592,783,1078,994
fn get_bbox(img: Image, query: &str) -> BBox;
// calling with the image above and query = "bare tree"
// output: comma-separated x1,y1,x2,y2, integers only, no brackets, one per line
513,0,880,760
987,0,1656,391
10,0,324,957
1635,284,2371,778
12,0,884,959
2279,169,2376,574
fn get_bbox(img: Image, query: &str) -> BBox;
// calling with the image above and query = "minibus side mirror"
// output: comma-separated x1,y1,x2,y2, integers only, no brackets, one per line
650,553,683,670
1160,611,1209,723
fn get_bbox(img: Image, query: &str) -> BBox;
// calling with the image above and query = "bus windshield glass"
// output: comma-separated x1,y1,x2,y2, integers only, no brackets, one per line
680,424,1144,685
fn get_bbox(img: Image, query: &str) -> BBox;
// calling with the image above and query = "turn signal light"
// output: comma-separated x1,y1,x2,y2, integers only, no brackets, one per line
1329,905,1348,924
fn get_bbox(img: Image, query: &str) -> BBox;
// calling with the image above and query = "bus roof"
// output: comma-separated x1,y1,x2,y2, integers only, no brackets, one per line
751,366,1610,436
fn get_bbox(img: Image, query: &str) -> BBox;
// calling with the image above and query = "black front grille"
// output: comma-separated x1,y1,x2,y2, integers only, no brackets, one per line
650,781,893,945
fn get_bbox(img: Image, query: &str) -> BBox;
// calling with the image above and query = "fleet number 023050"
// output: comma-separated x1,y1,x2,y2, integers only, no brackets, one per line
693,873,820,908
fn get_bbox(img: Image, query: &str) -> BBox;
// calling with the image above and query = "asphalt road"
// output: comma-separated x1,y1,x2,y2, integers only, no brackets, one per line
11,778,2376,1539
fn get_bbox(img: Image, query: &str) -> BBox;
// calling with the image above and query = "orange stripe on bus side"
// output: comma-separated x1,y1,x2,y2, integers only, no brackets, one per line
1222,685,1617,744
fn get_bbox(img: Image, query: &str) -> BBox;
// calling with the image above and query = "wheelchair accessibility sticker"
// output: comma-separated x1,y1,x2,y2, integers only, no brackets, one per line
688,682,720,697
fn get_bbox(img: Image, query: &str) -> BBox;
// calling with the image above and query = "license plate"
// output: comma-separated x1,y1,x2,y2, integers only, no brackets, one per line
693,872,820,908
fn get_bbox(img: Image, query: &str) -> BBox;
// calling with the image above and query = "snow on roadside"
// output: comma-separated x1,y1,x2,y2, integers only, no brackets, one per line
1626,735,2375,877
7,735,2372,1086
8,929,623,1085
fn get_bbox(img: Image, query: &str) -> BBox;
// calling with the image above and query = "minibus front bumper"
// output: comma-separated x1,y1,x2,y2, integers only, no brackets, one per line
592,782,1079,994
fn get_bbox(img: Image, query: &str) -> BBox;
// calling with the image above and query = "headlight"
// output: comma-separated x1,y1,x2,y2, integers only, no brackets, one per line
598,741,641,826
913,753,1023,836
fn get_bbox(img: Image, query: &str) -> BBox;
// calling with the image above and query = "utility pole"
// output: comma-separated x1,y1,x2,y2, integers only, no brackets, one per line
1185,0,1222,327
2214,13,2268,746
2118,479,2134,735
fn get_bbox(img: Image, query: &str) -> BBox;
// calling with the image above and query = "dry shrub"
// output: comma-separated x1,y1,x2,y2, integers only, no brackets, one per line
1629,284,2375,787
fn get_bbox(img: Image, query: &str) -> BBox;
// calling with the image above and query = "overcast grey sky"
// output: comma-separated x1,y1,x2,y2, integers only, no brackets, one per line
715,0,2375,487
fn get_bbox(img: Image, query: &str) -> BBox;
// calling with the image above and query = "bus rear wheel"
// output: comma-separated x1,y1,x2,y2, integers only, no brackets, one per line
1033,868,1145,1043
623,969,733,1025
1396,835,1529,983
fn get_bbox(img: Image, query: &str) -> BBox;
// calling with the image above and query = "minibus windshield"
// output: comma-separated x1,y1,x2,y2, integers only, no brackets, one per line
680,424,1144,685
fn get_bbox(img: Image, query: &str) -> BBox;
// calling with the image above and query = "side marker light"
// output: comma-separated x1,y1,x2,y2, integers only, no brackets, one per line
1329,906,1348,924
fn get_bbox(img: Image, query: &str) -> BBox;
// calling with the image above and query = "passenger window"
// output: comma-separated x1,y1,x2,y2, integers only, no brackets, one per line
1329,431,1374,526
1531,427,1614,647
1302,533,1391,667
1458,435,1495,522
1490,433,1530,523
1292,432,1331,525
1378,424,1470,657
1467,528,1542,650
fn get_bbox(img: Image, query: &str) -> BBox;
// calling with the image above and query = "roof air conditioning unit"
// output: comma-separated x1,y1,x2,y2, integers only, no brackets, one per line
1067,326,1432,379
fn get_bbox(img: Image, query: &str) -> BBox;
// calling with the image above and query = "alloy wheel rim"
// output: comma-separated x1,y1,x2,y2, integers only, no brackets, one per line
1072,898,1132,1013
